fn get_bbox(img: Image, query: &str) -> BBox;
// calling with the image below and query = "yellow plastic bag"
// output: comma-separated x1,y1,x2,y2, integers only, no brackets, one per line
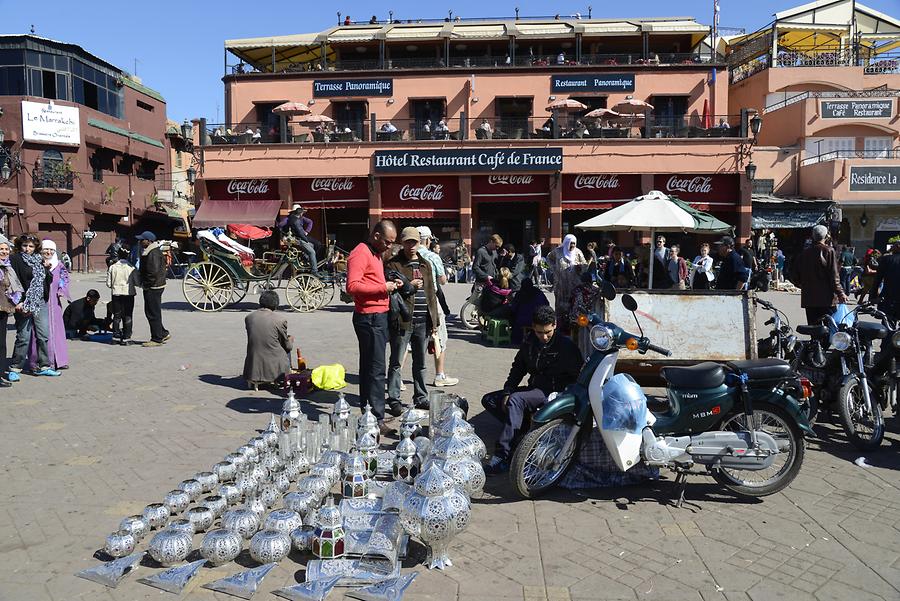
310,364,347,390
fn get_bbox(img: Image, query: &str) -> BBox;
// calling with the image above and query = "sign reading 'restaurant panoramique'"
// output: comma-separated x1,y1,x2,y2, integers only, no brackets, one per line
820,100,893,119
312,79,393,97
550,74,635,93
848,166,900,192
373,148,563,173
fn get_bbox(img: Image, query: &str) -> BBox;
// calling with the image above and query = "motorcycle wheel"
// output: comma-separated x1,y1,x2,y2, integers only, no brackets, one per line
459,301,480,330
510,419,579,499
837,376,884,450
711,403,804,497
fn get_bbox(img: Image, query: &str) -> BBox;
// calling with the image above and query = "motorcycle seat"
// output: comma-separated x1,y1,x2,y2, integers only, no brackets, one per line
857,322,889,340
661,362,725,389
796,324,828,338
726,358,794,381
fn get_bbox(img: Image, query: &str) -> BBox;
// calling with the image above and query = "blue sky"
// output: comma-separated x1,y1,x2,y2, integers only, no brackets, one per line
3,0,897,123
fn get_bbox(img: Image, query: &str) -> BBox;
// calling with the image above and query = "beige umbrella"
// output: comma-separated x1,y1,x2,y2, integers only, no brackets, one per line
545,98,588,112
296,114,335,125
583,108,622,119
611,98,654,114
272,101,311,116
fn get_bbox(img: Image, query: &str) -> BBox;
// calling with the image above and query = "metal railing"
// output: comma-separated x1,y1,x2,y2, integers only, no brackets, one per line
864,52,900,75
801,149,900,166
730,44,900,83
32,167,74,191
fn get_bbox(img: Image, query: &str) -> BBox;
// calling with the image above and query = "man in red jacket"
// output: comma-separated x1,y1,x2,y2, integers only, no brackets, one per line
347,220,402,435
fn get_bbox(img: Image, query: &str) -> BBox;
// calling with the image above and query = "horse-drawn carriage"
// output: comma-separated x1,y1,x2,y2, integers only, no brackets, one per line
182,225,347,312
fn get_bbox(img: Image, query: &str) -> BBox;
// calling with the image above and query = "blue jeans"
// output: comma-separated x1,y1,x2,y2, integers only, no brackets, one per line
298,240,319,275
387,320,428,407
353,311,389,420
11,304,50,370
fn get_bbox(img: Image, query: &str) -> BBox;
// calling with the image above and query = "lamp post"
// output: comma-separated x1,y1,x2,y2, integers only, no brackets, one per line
749,113,762,138
746,161,757,182
186,166,196,185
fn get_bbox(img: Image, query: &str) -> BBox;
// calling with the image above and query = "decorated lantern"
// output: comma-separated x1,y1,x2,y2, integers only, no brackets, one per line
430,434,485,496
399,406,421,439
333,392,351,429
341,451,370,498
356,431,378,477
357,405,380,445
392,431,420,484
280,390,303,453
312,496,345,559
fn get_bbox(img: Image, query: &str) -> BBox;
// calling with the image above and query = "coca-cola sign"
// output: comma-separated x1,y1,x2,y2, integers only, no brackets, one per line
653,174,739,203
574,174,620,190
311,178,356,192
206,178,280,200
399,184,444,202
487,175,533,186
665,176,712,194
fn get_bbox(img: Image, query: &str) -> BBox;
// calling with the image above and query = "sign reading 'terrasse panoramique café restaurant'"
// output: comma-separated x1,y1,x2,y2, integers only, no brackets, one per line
820,100,893,119
848,166,900,192
313,79,393,97
550,74,635,93
373,148,563,173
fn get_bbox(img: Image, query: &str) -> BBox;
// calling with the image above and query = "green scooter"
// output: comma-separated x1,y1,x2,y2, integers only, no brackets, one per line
510,286,813,501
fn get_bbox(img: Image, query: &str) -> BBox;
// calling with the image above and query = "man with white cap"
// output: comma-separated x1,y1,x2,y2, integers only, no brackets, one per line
417,226,459,387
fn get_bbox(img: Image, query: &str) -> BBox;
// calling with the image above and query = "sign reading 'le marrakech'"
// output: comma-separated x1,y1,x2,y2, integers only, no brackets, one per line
21,100,81,146
848,166,900,192
821,100,893,119
373,148,563,173
550,74,635,93
312,79,393,98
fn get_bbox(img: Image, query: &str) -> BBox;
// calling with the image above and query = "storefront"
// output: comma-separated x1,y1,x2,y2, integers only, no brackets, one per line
471,175,549,251
291,177,370,250
562,174,643,247
379,176,461,242
195,179,283,229
653,173,741,257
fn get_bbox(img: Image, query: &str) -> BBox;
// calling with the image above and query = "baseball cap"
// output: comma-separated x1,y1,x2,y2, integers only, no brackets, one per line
135,231,157,242
417,226,433,240
291,204,305,211
400,227,420,242
715,235,734,247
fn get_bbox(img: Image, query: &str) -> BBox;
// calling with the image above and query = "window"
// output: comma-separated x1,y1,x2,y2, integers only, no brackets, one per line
864,137,893,158
805,137,855,160
136,100,154,112
0,67,26,95
90,152,103,182
136,161,157,181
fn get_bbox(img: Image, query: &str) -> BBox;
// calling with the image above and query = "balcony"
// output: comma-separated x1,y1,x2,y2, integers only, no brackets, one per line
801,150,900,166
203,114,746,147
32,167,75,193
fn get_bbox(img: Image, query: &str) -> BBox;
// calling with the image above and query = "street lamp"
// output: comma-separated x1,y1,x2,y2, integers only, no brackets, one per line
750,113,762,137
186,166,196,185
1,160,10,181
746,161,757,182
0,128,5,143
181,119,193,142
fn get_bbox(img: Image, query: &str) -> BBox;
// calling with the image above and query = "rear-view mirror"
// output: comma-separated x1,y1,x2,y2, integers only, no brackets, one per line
622,294,638,312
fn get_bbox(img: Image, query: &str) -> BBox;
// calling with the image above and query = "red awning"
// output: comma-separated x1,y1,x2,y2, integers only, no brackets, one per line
192,200,283,229
381,209,459,219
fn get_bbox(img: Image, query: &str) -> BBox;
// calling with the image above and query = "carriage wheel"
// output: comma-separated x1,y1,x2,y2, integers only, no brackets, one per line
183,261,234,312
316,282,335,309
286,274,326,313
231,280,250,305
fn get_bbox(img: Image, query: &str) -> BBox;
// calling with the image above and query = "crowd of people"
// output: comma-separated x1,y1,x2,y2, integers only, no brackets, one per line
0,229,171,387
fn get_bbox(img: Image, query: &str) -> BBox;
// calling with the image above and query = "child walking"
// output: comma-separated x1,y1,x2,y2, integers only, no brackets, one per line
107,246,139,345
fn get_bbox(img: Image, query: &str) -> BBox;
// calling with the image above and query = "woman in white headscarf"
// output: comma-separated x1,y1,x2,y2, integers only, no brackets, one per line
30,240,69,369
546,233,587,332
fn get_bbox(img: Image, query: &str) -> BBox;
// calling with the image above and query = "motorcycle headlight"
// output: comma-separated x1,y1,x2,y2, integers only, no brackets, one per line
785,335,797,353
830,331,852,352
892,331,900,350
590,325,614,351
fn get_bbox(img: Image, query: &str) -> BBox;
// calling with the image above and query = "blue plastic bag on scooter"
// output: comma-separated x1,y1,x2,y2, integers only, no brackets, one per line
829,303,856,334
601,374,648,435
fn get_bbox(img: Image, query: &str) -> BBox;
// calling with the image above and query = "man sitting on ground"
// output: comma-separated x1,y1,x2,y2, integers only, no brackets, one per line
63,289,110,339
481,305,583,474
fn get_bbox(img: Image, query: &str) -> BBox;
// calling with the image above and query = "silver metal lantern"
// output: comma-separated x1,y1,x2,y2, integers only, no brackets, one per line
221,507,261,540
358,405,380,444
264,508,303,535
195,471,219,493
148,528,193,567
186,506,215,533
399,461,471,570
392,431,420,484
142,503,171,530
213,460,237,483
341,451,370,498
218,483,243,506
283,491,319,521
296,475,330,502
399,406,421,439
118,515,149,541
200,528,242,566
104,529,136,558
430,436,486,497
357,431,379,477
203,494,228,518
249,528,291,564
164,489,191,515
312,496,345,559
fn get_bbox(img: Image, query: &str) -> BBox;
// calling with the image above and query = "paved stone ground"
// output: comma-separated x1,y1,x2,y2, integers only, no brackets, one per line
1,277,898,601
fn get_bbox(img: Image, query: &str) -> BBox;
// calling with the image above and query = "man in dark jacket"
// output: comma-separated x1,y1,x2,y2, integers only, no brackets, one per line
499,243,526,291
286,205,320,276
472,234,501,283
868,238,900,321
137,231,170,346
63,289,110,338
385,227,440,413
715,236,750,291
481,304,583,474
794,225,846,325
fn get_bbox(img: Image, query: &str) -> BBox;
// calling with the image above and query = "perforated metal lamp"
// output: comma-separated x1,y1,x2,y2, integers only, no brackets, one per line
860,211,869,227
0,128,5,144
186,166,196,185
1,161,10,181
746,162,757,182
750,114,762,137
181,119,193,141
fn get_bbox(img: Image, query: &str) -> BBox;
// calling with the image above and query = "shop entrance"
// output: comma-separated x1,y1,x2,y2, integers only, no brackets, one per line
475,202,539,252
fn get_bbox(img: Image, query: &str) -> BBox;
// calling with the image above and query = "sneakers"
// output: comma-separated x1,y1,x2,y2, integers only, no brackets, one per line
6,371,20,382
34,367,61,377
161,334,172,343
433,374,459,387
484,455,509,475
0,377,10,387
9,366,22,374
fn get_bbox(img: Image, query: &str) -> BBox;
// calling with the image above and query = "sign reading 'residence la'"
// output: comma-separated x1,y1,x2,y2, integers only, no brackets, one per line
312,79,393,98
848,166,900,192
373,148,563,173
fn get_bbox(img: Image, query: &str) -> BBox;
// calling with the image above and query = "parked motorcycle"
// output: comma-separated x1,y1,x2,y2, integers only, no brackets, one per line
510,285,812,500
755,299,798,362
868,310,899,420
794,304,886,450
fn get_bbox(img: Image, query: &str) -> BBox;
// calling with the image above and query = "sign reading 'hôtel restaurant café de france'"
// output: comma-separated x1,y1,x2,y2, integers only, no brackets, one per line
550,74,635,93
820,99,893,119
848,166,900,192
373,148,563,173
312,79,393,98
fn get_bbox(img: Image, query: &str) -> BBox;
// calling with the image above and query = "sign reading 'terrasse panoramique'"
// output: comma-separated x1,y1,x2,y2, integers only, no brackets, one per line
550,74,635,93
373,148,563,173
848,166,900,192
821,99,893,119
312,79,393,97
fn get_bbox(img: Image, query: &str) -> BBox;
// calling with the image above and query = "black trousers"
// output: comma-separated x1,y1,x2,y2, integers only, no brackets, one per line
353,311,389,420
111,295,135,340
436,284,450,316
805,306,833,326
0,311,8,372
143,288,168,342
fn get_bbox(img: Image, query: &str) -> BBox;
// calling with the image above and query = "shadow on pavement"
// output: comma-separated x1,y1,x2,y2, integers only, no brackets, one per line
225,396,281,414
199,373,247,390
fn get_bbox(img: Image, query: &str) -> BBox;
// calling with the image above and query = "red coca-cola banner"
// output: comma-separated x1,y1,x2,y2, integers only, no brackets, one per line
653,174,740,205
380,176,460,212
205,179,280,200
291,177,369,204
471,174,550,198
562,174,642,203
